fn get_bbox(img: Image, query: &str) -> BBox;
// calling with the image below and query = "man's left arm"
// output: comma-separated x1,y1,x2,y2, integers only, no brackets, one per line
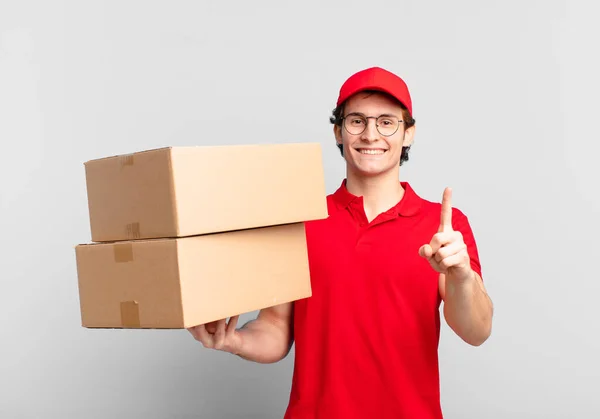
419,187,494,346
439,269,493,346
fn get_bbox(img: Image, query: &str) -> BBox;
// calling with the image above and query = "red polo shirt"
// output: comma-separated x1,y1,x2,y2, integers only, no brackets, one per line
284,180,483,419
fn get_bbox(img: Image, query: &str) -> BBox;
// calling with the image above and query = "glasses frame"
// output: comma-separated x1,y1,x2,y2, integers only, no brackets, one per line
341,113,404,137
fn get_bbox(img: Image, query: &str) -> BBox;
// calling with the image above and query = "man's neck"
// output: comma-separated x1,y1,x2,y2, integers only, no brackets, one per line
346,169,405,223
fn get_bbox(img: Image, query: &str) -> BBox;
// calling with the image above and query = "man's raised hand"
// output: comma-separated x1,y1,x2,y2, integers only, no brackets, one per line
419,187,471,281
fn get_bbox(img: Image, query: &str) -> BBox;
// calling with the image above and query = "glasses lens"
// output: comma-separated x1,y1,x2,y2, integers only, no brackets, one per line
344,114,367,135
344,114,401,136
376,116,400,136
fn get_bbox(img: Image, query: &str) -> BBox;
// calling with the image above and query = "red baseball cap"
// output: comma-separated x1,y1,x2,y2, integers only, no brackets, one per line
336,67,413,116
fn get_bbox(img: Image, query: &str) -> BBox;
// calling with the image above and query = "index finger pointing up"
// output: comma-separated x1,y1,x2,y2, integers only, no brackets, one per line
439,187,453,232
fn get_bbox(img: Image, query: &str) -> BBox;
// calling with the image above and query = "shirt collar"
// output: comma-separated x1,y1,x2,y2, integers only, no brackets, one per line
331,179,422,217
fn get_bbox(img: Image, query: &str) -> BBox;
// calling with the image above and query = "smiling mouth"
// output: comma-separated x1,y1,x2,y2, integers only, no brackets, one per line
356,149,387,155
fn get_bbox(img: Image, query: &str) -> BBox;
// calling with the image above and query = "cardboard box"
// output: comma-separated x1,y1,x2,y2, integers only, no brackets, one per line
75,223,311,329
84,143,328,242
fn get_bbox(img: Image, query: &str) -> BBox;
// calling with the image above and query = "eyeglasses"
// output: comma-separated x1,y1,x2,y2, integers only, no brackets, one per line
341,113,403,137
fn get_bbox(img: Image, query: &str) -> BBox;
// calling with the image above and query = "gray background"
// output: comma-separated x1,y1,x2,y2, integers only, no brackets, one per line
1,0,598,418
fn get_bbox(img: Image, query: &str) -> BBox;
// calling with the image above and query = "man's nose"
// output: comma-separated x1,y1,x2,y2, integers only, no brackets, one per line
361,118,380,141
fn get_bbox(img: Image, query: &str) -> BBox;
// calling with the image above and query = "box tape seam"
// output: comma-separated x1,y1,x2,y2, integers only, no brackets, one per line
120,301,140,328
113,243,134,263
125,222,141,239
119,154,134,167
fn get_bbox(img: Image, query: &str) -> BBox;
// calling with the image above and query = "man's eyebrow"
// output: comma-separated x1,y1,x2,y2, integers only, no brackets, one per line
345,112,400,118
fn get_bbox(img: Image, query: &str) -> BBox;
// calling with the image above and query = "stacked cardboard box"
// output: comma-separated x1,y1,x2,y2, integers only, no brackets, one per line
74,143,328,329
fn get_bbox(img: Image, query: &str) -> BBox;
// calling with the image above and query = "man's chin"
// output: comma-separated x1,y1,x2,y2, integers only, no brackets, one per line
347,163,396,178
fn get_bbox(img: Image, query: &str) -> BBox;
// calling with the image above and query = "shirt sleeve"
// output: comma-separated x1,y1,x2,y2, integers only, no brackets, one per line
451,207,483,280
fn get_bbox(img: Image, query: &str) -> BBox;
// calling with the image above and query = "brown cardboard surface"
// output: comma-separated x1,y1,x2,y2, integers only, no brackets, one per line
85,147,177,242
75,223,311,329
84,143,328,242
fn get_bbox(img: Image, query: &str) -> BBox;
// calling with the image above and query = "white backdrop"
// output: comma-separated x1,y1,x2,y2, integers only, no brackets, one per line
1,1,598,418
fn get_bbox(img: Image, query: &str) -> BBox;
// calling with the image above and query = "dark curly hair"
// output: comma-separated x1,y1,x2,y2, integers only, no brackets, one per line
329,90,416,166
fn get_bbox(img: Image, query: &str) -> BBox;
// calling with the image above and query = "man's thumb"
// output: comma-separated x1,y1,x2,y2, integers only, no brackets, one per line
419,244,432,259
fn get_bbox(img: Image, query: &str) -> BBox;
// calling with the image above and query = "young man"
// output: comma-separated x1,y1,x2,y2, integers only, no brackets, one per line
188,67,494,418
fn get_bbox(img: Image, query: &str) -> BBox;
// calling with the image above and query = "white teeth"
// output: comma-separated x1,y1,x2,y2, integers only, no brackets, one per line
359,149,385,155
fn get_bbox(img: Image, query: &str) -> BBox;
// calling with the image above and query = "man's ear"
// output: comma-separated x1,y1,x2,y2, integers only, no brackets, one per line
334,124,343,146
403,124,416,147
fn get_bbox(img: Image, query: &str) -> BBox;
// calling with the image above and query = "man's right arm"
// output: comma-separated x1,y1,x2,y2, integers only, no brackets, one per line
187,302,294,364
236,302,294,363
